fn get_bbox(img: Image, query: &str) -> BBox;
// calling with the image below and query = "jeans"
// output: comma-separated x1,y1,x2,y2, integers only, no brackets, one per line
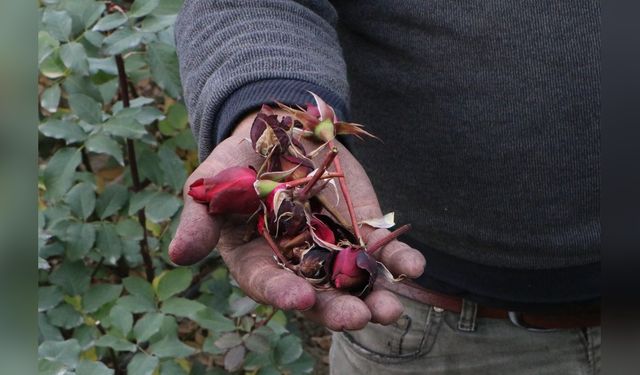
330,293,601,375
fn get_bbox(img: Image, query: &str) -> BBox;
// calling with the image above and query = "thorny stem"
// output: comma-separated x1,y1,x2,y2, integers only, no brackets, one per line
298,147,338,200
262,230,294,269
366,224,412,254
284,172,343,189
328,140,363,245
115,53,154,283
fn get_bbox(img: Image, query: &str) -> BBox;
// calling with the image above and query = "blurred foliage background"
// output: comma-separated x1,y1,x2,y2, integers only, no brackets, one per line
37,1,319,374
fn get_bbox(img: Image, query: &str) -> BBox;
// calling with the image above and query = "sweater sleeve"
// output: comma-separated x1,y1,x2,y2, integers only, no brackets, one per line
175,0,350,160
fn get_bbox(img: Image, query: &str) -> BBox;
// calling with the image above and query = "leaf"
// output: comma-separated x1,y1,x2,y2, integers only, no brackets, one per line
64,73,103,102
214,333,242,350
158,146,186,191
41,84,61,113
224,345,246,372
43,147,82,201
146,42,182,99
47,303,83,329
103,109,147,139
145,192,181,223
103,28,143,56
117,295,156,313
257,366,281,375
40,49,67,79
109,305,133,335
129,0,160,18
95,184,128,219
60,42,89,76
127,353,159,375
154,268,192,301
76,360,114,375
192,308,236,333
281,351,315,375
63,222,96,260
116,218,144,240
128,189,156,215
42,9,72,42
65,183,96,220
360,212,395,229
133,312,165,342
39,30,60,64
85,134,124,165
49,260,92,296
92,12,128,32
38,286,64,312
68,93,102,124
39,313,63,342
83,284,123,313
140,15,177,33
39,120,87,144
243,333,271,354
158,102,188,135
37,358,67,375
95,222,123,265
38,339,81,368
230,296,258,318
275,335,303,365
160,297,205,318
149,335,196,358
95,335,137,352
123,276,155,302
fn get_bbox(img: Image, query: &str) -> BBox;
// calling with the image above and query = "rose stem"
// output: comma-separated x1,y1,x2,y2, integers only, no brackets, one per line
366,224,412,254
284,172,343,189
262,230,294,268
313,195,352,230
298,147,338,200
328,140,363,245
281,230,311,249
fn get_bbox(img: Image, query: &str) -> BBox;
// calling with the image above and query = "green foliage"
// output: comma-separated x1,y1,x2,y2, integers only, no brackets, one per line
38,1,314,374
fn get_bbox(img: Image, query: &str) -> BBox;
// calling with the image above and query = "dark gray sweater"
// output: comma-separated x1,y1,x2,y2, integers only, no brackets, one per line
175,0,600,306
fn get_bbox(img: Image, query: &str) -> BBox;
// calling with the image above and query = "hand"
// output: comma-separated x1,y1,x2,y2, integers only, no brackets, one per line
169,113,426,331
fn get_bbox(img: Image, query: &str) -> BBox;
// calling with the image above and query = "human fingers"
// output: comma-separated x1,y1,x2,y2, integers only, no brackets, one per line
303,290,371,331
363,289,404,325
364,228,426,278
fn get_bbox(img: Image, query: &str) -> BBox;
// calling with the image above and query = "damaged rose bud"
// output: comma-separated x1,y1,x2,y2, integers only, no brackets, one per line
188,166,260,215
299,247,334,283
331,246,378,296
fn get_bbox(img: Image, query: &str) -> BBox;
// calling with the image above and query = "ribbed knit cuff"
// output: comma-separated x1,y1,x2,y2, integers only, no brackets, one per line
214,79,349,144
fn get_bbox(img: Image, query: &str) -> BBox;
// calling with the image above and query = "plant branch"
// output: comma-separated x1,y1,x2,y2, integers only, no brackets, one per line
262,230,293,269
366,224,412,254
115,53,154,282
298,147,338,200
328,140,363,245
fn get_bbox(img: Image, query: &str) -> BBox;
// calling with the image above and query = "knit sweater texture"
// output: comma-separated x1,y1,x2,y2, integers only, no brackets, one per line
175,0,600,305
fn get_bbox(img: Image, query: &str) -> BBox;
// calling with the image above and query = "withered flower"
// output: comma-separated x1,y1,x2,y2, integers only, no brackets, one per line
331,247,378,296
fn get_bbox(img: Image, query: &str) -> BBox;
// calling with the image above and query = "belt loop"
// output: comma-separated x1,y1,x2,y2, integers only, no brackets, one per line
457,299,478,332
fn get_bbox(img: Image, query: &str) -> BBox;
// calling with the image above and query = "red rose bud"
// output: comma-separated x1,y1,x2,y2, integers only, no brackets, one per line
331,247,378,296
310,217,336,244
299,247,335,283
188,167,260,215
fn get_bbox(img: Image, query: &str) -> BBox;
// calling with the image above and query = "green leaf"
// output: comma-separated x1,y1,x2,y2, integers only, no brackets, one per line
128,189,155,215
88,57,118,75
47,303,83,329
41,84,61,113
92,12,128,32
123,276,155,302
60,42,89,76
145,192,181,223
214,333,242,350
83,284,123,313
158,146,186,191
38,339,81,368
63,222,96,260
243,333,271,354
43,147,82,201
103,108,147,139
65,183,96,220
85,134,124,165
95,222,123,265
160,297,205,319
117,295,156,313
61,0,105,30
96,184,128,219
275,335,303,365
37,358,67,375
281,352,315,374
224,345,246,372
76,360,114,375
103,28,143,55
129,0,160,18
39,313,63,342
42,9,72,42
39,30,60,64
154,268,192,301
230,296,258,318
64,73,103,102
136,106,165,125
158,102,188,136
133,312,165,343
160,360,188,375
68,93,102,123
38,286,64,312
140,15,177,33
153,0,183,16
149,335,195,358
38,256,51,271
84,30,105,47
243,352,273,371
109,305,133,335
116,218,143,240
73,325,100,350
39,120,87,144
127,353,159,375
193,308,236,333
146,42,182,99
95,334,137,352
257,366,281,375
137,146,163,185
39,51,67,79
49,260,91,296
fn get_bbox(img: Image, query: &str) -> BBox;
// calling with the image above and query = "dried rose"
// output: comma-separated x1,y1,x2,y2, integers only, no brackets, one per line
188,167,260,215
331,247,378,296
299,247,335,283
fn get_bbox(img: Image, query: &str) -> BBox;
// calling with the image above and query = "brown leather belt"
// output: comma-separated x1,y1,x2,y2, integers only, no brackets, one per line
380,279,600,330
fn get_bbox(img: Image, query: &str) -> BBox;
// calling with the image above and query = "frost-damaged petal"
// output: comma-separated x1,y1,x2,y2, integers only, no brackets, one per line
309,91,337,123
360,212,395,229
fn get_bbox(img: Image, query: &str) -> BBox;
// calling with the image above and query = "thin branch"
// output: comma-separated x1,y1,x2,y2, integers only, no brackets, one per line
297,147,338,200
262,230,293,269
366,224,412,254
115,53,154,282
328,140,363,245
